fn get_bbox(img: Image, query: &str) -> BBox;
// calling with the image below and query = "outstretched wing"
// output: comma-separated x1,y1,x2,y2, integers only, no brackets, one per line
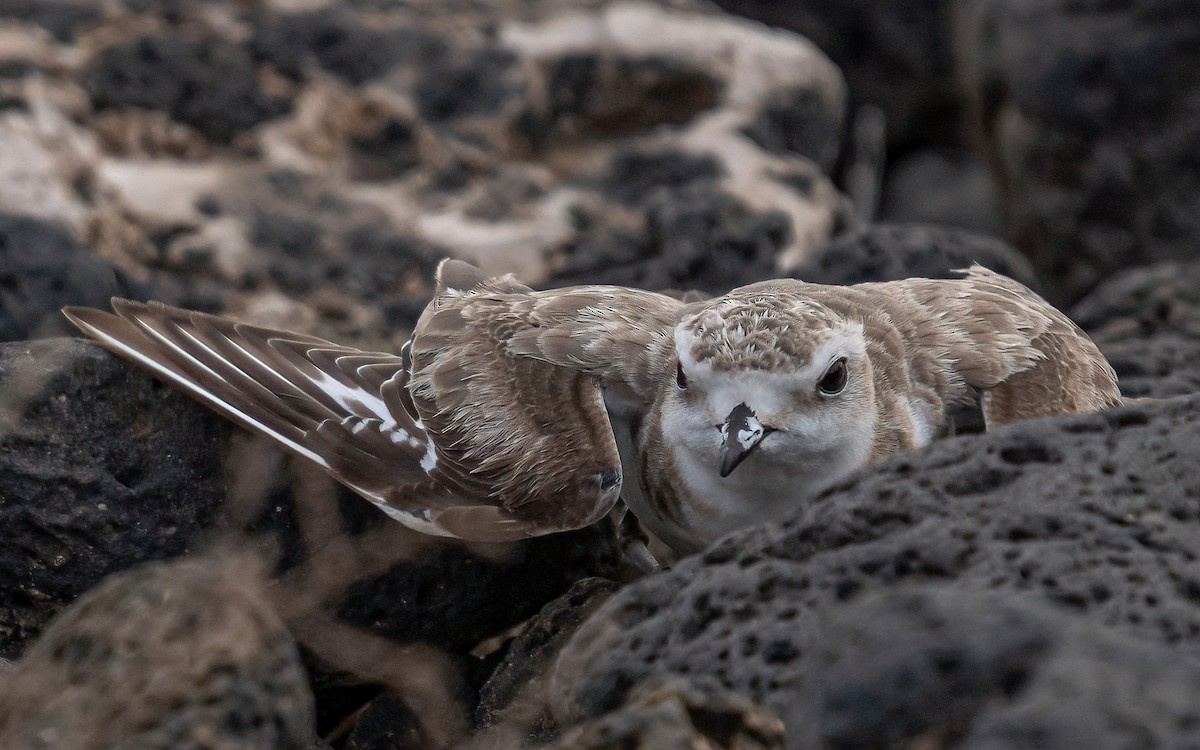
404,261,689,520
62,298,616,541
875,266,1123,426
418,260,691,411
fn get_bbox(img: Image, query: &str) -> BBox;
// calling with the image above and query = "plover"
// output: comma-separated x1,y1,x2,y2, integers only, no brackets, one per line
64,261,1122,554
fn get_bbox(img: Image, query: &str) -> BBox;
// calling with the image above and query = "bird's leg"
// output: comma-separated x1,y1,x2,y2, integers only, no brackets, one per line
610,503,660,579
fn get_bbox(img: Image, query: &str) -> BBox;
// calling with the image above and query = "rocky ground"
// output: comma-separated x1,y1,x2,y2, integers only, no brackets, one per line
0,0,1198,748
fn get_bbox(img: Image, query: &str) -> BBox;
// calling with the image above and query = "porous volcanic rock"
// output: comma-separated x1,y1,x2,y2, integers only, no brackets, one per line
551,394,1200,744
0,554,316,749
955,0,1200,303
1072,261,1200,399
0,338,227,658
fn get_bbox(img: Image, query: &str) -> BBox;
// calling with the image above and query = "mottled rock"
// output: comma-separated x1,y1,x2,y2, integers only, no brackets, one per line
251,11,447,87
548,180,796,294
0,213,145,341
550,675,784,750
956,0,1200,302
0,339,226,658
0,0,100,43
0,554,316,749
86,33,291,144
553,395,1200,742
792,223,1040,290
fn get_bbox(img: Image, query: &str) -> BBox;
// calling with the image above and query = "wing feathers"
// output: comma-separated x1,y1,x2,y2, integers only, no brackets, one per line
63,299,606,541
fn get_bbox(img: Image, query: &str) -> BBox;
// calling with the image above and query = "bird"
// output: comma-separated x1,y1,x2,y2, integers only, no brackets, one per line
63,261,1123,556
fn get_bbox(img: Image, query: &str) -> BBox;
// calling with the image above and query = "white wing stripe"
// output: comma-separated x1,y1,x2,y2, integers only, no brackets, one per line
74,318,331,470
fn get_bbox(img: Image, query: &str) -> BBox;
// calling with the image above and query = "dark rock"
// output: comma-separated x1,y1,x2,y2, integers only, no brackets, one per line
341,692,422,750
0,554,316,749
740,84,842,172
251,12,447,86
793,223,1040,290
805,586,1200,750
550,182,790,294
550,675,784,750
336,525,622,654
956,0,1200,303
0,0,100,42
253,211,321,260
1091,333,1200,400
713,0,960,153
1071,261,1200,398
87,34,291,143
0,213,146,341
349,117,420,182
599,149,724,208
0,339,227,658
526,54,724,149
879,150,1004,237
1072,261,1200,341
478,577,621,732
553,394,1200,743
415,49,523,124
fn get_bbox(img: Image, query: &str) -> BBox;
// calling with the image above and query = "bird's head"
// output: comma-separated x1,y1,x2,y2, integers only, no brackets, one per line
662,293,877,491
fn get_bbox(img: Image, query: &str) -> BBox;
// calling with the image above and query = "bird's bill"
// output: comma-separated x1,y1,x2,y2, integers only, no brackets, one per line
719,402,767,478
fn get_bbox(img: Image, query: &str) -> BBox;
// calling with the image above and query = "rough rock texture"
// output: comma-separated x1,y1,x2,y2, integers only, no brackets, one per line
0,335,623,739
0,213,146,341
477,577,621,735
792,223,1039,290
0,338,227,658
1072,261,1200,399
0,554,316,749
955,0,1200,303
552,394,1200,744
550,675,784,750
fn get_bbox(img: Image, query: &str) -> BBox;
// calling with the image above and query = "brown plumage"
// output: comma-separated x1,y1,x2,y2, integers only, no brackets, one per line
63,261,1121,554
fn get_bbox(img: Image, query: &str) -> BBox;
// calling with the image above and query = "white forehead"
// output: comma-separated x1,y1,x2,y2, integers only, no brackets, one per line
675,321,866,417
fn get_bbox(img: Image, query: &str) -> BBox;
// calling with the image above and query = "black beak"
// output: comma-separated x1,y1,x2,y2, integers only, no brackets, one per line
719,402,769,477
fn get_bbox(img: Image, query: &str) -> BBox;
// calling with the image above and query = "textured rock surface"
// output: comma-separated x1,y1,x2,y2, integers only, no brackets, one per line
550,675,784,750
0,554,316,749
792,223,1039,290
1072,261,1200,398
477,577,621,734
553,395,1200,742
956,0,1200,303
0,338,226,658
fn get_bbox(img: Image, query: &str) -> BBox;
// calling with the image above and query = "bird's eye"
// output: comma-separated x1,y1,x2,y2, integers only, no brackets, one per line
817,358,848,395
676,361,688,390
